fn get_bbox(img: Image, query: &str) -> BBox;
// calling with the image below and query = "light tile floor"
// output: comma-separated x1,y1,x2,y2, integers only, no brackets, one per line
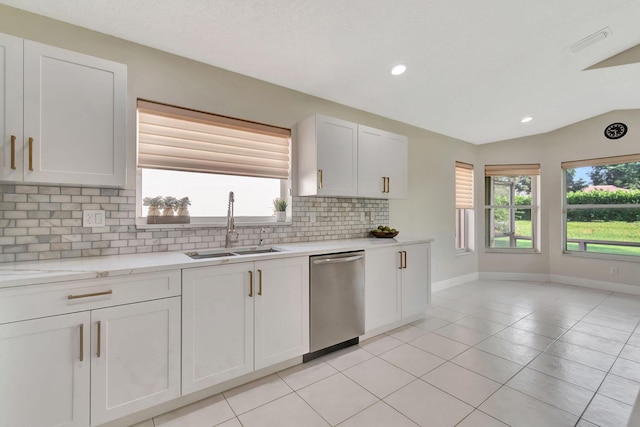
135,280,640,427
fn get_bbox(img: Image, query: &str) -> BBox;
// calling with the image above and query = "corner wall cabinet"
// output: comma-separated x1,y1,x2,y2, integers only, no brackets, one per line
365,242,430,333
181,256,309,394
296,114,408,199
0,271,181,427
357,125,408,199
0,33,126,187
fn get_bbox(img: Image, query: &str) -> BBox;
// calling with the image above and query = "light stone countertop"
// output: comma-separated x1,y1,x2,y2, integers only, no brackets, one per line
0,236,433,289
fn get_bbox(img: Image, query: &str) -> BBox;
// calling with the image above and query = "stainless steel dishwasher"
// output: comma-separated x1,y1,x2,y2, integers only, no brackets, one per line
304,251,365,362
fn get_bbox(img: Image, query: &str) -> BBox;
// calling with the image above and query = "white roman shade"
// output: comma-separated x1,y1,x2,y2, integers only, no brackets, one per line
455,161,474,209
137,100,291,180
561,154,640,169
485,163,540,177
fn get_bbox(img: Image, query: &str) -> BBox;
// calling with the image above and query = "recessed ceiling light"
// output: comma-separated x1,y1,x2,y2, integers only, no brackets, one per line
391,64,407,76
521,116,533,123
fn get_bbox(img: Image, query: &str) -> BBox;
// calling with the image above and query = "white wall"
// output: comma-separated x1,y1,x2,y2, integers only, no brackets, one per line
0,5,479,284
478,110,640,289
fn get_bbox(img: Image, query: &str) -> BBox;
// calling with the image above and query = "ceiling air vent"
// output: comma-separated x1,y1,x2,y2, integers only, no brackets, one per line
568,27,612,53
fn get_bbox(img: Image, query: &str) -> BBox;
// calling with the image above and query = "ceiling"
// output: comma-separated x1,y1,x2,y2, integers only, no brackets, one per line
2,0,640,144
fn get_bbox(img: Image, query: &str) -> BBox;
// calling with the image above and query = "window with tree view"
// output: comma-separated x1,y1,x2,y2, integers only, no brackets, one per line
484,164,540,251
562,155,640,258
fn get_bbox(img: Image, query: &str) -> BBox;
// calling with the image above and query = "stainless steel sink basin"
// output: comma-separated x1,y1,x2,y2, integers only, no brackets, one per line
232,248,281,255
185,247,282,259
185,251,237,259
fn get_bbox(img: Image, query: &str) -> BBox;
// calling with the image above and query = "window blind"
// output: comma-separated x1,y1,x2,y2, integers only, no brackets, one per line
485,164,540,176
455,161,474,209
137,100,291,180
561,154,640,169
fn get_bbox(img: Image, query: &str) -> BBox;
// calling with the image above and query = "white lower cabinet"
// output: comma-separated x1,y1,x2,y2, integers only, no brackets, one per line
0,312,90,427
182,256,309,394
365,243,431,333
0,271,181,427
90,298,181,426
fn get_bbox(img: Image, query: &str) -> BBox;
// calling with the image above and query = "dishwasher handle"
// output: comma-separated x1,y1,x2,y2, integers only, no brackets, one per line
312,255,363,265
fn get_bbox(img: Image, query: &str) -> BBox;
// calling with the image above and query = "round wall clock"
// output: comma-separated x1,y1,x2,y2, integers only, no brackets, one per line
604,122,628,140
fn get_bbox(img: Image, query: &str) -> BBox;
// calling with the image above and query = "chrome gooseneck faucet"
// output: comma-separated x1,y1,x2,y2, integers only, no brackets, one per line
225,191,239,248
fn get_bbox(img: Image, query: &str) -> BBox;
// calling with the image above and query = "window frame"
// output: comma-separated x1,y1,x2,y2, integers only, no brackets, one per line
561,155,640,261
484,165,540,253
135,100,292,228
455,161,475,253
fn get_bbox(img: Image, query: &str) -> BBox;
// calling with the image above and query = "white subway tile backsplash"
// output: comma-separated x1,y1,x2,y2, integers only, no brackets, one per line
0,185,388,262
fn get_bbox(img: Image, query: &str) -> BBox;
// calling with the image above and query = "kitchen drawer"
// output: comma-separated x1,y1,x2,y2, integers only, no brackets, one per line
0,270,180,324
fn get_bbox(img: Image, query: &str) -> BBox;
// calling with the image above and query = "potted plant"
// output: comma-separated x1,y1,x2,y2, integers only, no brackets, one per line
142,196,163,217
176,196,191,217
273,197,288,222
161,196,178,216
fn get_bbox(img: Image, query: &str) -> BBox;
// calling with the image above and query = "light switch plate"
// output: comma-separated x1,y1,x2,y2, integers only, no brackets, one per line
83,210,105,228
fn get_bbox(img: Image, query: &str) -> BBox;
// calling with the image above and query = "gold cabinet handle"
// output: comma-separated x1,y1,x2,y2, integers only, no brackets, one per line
258,269,263,295
248,270,253,297
403,250,407,269
318,169,323,189
382,177,386,193
398,251,403,270
96,321,102,358
28,137,33,171
387,177,391,193
10,135,16,170
79,324,84,362
68,290,113,300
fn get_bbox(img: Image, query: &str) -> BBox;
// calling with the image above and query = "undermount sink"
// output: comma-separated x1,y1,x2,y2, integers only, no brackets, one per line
185,247,282,259
185,251,236,259
231,248,281,255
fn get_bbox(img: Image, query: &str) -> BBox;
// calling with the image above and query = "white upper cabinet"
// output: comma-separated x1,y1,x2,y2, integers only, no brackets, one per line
297,114,358,197
358,125,408,199
296,114,408,198
0,33,127,187
0,33,23,182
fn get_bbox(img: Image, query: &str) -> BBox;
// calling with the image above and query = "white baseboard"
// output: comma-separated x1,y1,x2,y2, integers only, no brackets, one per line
479,272,550,282
549,274,640,296
432,273,479,292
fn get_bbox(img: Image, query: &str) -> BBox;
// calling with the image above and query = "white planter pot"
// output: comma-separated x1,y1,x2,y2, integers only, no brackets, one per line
276,211,286,222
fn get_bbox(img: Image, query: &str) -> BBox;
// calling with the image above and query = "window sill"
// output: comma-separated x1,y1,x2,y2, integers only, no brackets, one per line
484,248,540,254
135,217,292,230
562,250,640,263
455,249,475,257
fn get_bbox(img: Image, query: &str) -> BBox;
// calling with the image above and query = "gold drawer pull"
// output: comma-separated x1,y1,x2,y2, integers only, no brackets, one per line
258,269,263,295
10,135,16,170
318,169,323,189
28,137,33,171
97,321,102,358
79,324,84,362
68,290,113,300
248,270,253,297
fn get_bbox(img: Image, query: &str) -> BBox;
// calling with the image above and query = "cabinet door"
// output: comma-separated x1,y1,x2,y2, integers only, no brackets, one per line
0,312,90,427
254,257,309,370
358,125,408,199
182,264,254,394
316,115,358,197
0,33,23,181
364,247,401,332
90,298,181,426
401,243,430,319
23,40,126,187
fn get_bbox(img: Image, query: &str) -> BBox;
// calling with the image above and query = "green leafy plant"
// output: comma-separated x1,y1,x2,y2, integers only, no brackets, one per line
142,196,163,207
273,197,288,212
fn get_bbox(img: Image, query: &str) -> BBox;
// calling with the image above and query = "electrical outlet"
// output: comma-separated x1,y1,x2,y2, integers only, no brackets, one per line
610,266,618,276
371,212,376,222
309,212,316,223
83,210,105,228
360,212,365,222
